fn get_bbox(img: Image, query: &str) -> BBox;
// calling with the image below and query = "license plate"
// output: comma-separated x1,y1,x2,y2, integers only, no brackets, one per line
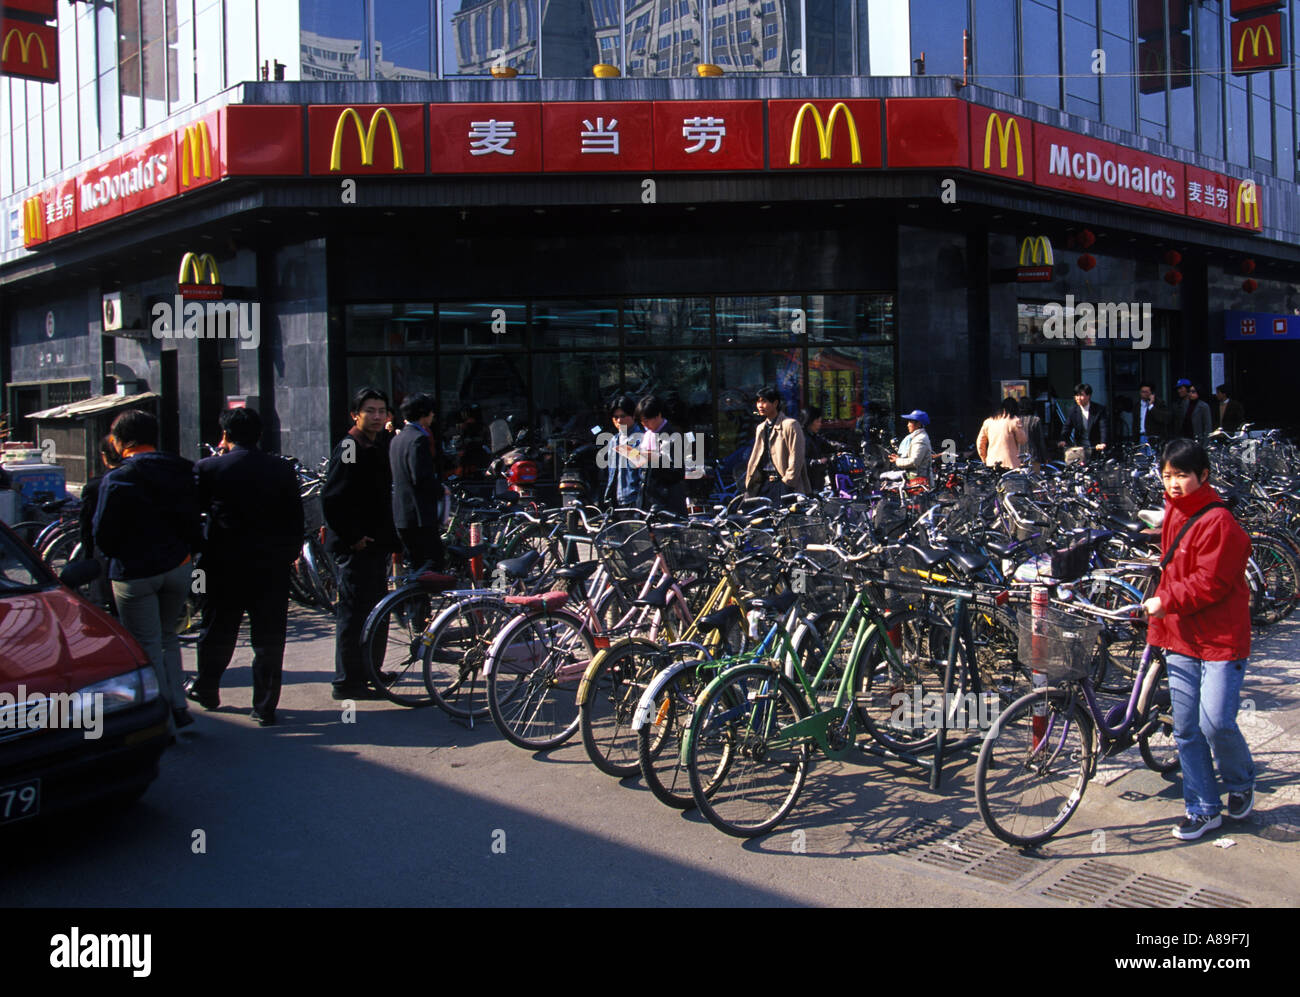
0,778,40,825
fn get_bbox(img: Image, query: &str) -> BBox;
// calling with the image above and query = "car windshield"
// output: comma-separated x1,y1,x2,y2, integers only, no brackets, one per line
0,528,50,593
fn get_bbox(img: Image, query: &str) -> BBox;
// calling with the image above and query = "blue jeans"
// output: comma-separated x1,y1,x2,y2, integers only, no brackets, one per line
1164,653,1255,818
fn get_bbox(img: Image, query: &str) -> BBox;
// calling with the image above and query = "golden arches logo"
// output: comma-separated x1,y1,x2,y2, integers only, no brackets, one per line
1235,181,1260,227
178,252,220,285
1018,236,1053,267
1238,24,1275,61
329,107,404,171
23,197,44,242
2,29,48,68
982,113,1024,176
180,122,213,187
788,102,862,165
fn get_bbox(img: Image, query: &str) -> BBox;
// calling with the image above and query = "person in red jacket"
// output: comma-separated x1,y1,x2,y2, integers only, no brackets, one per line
1142,440,1255,841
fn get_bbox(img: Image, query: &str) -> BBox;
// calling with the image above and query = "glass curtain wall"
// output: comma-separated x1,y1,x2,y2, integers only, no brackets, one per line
343,293,896,476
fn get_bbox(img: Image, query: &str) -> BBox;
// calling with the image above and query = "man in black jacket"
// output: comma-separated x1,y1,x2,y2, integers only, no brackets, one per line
1062,382,1108,460
322,387,398,700
634,394,687,516
189,408,304,726
390,392,446,572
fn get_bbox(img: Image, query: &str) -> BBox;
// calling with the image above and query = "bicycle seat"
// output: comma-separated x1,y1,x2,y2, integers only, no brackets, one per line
947,548,990,574
697,605,742,634
634,577,675,608
554,560,600,582
415,571,458,592
496,550,541,578
982,537,1017,559
747,589,798,616
1137,509,1164,529
906,543,952,568
504,590,569,612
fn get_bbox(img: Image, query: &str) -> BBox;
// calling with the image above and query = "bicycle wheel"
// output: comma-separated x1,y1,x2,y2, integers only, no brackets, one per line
1247,534,1299,625
856,609,949,753
1137,660,1179,774
687,666,810,838
39,526,80,576
966,605,1029,702
580,639,665,777
638,660,709,809
975,688,1094,847
487,608,595,750
362,585,442,707
422,595,514,719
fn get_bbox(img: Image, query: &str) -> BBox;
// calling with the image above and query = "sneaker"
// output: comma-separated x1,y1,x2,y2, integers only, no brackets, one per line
1172,813,1222,841
1227,788,1254,820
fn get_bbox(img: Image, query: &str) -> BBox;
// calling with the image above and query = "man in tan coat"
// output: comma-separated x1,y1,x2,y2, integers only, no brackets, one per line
745,386,810,499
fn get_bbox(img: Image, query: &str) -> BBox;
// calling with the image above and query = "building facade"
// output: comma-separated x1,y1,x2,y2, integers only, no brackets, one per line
2,0,1299,487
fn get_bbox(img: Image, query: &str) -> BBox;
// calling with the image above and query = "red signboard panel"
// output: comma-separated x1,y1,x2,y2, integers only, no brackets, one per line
308,104,425,175
429,102,542,173
1231,0,1284,15
1184,165,1234,225
224,105,304,175
1,0,56,17
21,179,76,246
968,105,1033,183
651,100,764,171
76,160,126,228
768,99,881,170
1138,33,1191,93
540,102,653,172
176,112,222,192
1035,122,1184,215
0,16,56,82
120,134,177,213
1231,13,1286,73
885,98,967,168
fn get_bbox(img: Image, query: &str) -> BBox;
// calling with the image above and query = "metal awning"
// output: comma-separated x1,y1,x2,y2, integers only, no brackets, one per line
26,391,159,421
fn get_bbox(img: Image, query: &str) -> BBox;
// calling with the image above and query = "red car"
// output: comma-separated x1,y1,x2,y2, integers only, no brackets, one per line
0,520,169,827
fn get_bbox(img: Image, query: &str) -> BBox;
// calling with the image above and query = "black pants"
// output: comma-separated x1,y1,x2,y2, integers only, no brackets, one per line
195,565,291,717
397,526,445,572
333,546,389,690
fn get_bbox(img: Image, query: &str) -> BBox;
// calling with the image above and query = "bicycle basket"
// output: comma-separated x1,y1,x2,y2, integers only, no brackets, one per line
871,495,908,535
1017,606,1102,681
1002,493,1052,541
777,514,830,547
730,530,785,594
996,471,1034,496
595,524,657,596
1048,536,1092,583
653,523,715,579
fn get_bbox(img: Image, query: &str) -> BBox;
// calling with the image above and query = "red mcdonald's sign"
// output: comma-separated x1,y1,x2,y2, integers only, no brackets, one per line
1231,13,1286,74
0,16,56,82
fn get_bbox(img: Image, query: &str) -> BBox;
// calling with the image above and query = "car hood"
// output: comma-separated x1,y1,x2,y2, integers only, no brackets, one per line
0,588,148,696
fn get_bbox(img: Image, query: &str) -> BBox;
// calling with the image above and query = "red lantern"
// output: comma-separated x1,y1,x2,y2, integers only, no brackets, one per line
1078,229,1096,249
1163,250,1182,266
1243,278,1258,293
1240,259,1256,275
1077,253,1097,271
1164,269,1183,285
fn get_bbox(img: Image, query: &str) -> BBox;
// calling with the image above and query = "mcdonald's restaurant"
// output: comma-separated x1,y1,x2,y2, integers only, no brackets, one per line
5,76,1300,493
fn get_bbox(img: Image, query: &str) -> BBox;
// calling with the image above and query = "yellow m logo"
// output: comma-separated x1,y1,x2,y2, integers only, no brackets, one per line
180,122,213,187
788,102,862,165
983,113,1024,176
1235,181,1260,227
23,197,44,241
2,30,48,68
178,252,220,285
1019,236,1053,266
329,107,404,171
1238,25,1275,60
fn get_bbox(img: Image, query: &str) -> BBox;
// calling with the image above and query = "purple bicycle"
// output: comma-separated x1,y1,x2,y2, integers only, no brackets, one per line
975,601,1177,846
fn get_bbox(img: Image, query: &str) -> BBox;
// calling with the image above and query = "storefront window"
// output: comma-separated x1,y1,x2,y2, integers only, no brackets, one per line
440,353,529,430
716,347,803,457
532,300,620,348
624,297,710,345
346,355,438,412
806,293,895,343
621,348,712,435
438,301,526,349
345,303,437,351
532,351,621,442
715,295,801,344
374,0,434,79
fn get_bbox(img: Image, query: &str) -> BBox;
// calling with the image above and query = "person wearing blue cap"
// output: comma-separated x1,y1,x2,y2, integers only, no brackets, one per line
888,409,932,486
1173,379,1212,441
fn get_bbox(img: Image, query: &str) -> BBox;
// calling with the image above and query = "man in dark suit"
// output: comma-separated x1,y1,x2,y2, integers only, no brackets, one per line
1062,382,1108,459
1215,384,1246,434
189,407,304,726
634,394,687,516
1137,382,1171,445
390,392,446,572
323,387,399,700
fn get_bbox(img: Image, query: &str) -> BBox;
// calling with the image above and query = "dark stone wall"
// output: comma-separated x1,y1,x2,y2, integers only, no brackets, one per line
266,238,331,466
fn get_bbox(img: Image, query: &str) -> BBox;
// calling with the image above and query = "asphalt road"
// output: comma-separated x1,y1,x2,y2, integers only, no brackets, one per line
3,603,1296,908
